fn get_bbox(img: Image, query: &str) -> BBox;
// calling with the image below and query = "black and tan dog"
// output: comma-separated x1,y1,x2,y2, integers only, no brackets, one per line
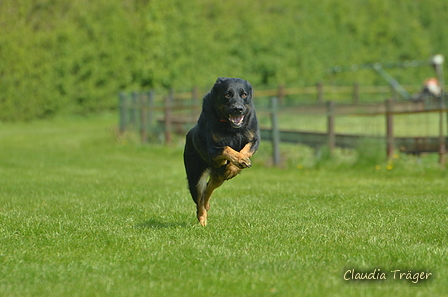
183,77,260,226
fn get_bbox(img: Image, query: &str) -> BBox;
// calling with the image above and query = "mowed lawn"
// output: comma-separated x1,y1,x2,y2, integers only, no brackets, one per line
0,114,447,297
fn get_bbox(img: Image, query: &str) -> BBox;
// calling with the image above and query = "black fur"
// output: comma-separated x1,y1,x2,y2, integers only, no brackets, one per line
183,77,260,221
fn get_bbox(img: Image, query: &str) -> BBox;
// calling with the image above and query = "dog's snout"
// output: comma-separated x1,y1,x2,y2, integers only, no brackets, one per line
232,105,244,115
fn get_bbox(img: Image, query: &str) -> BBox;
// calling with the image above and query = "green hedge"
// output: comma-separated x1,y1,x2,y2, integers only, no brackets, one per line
1,0,447,120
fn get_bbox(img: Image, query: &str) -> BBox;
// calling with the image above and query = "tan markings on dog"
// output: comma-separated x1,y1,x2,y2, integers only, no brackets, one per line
221,146,240,161
196,173,225,226
197,205,207,226
212,133,221,143
245,130,255,141
212,143,255,169
239,142,255,157
225,146,250,168
224,163,241,180
196,169,210,199
201,142,256,225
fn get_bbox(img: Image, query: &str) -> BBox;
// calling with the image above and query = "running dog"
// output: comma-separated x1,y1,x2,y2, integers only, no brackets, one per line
183,77,260,226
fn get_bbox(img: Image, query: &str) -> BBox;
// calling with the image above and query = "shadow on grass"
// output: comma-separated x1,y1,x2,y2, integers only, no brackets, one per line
136,218,189,229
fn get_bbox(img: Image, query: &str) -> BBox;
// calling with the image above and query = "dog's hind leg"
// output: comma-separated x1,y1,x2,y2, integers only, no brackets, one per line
197,172,225,226
185,164,214,226
184,132,208,205
195,169,209,226
185,163,207,205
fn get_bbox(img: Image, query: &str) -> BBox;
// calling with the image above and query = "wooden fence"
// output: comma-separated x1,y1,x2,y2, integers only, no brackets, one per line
118,84,448,165
262,97,448,166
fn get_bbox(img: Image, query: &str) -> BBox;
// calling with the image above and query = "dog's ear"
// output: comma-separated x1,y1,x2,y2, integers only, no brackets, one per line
245,80,253,97
216,77,227,84
210,77,226,98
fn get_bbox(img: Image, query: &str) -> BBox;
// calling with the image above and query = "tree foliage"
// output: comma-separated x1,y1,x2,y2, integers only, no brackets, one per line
1,0,447,120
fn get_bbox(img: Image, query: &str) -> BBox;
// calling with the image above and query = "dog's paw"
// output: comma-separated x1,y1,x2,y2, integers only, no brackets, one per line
197,208,208,226
199,217,207,227
224,163,241,180
234,156,251,169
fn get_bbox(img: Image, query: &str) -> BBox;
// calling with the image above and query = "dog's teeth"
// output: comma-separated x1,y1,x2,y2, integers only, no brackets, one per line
229,115,244,124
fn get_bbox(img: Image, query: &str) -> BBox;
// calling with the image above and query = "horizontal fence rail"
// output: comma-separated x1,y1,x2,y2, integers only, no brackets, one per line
118,83,448,165
122,84,425,103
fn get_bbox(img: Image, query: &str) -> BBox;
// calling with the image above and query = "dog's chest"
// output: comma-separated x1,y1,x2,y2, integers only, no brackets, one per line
212,130,252,151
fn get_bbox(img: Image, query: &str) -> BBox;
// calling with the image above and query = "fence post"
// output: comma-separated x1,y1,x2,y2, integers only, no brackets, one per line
119,92,127,134
438,107,445,166
385,99,394,160
271,97,281,167
164,89,173,145
277,84,285,105
140,93,148,143
147,90,154,130
192,86,199,119
327,101,335,155
437,94,446,166
130,92,138,127
432,54,446,166
317,81,324,103
353,82,359,105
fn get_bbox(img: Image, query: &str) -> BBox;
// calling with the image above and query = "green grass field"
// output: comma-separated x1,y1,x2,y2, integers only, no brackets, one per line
1,114,447,297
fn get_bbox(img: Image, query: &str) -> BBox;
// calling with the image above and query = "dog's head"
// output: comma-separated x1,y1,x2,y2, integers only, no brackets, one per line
211,77,254,129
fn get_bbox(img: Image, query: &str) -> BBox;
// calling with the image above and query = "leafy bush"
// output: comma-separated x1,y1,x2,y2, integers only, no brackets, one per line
1,0,447,120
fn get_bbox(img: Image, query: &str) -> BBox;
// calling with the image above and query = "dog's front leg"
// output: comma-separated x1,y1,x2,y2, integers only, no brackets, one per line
239,141,257,161
213,142,255,169
223,162,241,180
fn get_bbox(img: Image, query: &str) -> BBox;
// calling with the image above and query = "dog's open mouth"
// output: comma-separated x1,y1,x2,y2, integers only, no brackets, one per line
228,115,244,128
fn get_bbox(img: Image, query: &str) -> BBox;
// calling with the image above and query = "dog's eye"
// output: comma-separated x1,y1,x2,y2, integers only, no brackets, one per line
241,93,248,98
225,93,232,99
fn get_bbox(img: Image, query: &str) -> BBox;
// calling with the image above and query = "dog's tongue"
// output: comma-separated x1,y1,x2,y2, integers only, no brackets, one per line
229,115,244,125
